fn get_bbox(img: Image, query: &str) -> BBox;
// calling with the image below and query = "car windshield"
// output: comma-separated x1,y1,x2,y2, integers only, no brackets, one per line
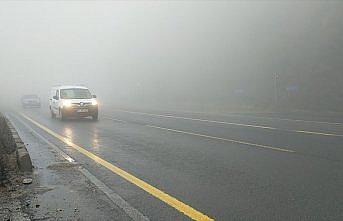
60,89,92,99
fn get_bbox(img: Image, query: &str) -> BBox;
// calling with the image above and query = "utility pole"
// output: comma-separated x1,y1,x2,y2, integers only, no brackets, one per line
273,73,279,108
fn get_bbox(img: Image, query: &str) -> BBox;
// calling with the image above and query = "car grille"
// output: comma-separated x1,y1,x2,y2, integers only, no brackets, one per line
71,102,92,107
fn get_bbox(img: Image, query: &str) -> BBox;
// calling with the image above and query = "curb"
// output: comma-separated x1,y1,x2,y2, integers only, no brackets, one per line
0,113,33,173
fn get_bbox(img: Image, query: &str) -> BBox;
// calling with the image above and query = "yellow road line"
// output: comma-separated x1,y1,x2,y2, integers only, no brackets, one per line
20,113,214,221
114,109,343,138
145,125,295,153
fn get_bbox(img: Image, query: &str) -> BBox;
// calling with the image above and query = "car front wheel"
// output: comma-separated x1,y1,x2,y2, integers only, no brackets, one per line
51,110,56,119
61,111,67,121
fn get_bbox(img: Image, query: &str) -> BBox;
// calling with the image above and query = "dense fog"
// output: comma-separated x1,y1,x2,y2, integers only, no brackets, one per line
0,1,342,111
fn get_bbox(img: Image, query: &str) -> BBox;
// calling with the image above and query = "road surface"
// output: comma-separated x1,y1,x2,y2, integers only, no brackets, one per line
6,107,343,221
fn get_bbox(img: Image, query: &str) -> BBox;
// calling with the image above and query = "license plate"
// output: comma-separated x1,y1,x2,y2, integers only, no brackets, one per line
77,109,88,113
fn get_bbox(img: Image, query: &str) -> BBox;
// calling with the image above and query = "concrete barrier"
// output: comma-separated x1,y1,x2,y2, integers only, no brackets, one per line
0,113,32,177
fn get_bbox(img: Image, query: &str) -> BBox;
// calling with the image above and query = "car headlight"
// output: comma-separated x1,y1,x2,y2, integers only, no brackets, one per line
62,100,72,108
91,100,98,106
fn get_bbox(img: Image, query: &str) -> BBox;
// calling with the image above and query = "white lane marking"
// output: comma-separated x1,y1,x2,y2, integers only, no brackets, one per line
110,109,343,137
145,124,295,153
9,113,150,221
103,116,128,123
109,110,276,130
104,115,294,153
220,113,343,126
295,130,343,137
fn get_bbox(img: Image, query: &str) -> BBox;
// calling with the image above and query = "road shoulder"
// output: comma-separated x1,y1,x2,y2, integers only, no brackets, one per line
8,114,132,221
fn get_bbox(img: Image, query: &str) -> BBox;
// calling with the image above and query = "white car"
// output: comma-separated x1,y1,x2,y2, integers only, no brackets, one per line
49,85,98,121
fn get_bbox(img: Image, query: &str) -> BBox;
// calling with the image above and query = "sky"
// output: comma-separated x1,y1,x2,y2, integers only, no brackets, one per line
0,1,342,110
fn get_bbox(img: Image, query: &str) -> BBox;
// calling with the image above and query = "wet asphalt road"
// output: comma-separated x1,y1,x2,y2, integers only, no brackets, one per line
11,107,343,220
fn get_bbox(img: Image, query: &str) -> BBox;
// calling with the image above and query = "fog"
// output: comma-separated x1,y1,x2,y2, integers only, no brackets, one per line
1,1,343,111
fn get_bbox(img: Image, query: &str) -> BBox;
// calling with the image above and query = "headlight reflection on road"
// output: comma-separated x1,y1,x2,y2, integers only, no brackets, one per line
92,138,100,150
92,128,100,150
64,127,73,142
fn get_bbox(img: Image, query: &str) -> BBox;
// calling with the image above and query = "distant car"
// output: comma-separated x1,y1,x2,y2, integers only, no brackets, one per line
21,95,41,108
49,85,98,121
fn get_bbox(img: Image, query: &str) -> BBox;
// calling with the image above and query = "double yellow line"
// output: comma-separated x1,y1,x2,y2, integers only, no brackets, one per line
20,113,214,221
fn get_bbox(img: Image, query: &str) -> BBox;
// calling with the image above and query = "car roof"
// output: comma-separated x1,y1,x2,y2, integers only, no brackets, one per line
52,85,89,90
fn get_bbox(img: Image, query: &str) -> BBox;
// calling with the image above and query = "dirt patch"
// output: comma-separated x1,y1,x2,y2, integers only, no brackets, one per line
33,186,54,195
0,175,32,221
47,162,80,170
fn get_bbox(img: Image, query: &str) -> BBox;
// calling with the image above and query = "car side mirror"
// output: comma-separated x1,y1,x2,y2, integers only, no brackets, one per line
92,95,97,98
53,96,59,100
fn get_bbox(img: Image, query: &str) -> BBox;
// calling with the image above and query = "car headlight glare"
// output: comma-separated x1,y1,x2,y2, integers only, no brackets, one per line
92,100,98,106
62,100,72,108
